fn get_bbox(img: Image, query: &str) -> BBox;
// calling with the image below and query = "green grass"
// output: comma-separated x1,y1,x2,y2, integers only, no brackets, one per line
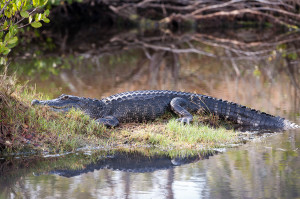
0,69,240,154
167,119,237,146
115,117,238,149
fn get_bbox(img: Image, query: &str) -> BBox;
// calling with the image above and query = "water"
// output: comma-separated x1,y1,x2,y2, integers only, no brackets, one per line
1,134,299,198
2,27,300,198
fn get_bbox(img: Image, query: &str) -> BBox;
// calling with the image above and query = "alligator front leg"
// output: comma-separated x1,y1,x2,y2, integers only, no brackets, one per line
170,97,193,124
96,116,119,128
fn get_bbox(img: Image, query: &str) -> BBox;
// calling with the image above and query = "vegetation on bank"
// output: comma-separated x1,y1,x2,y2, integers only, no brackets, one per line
0,71,239,154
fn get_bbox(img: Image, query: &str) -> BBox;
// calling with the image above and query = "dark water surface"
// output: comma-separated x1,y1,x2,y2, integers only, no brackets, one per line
2,27,300,198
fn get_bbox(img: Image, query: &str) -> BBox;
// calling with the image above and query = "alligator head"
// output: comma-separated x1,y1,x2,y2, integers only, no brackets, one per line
31,94,86,112
34,94,105,113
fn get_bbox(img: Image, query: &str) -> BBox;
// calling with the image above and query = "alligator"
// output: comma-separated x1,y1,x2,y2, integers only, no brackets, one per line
31,90,299,129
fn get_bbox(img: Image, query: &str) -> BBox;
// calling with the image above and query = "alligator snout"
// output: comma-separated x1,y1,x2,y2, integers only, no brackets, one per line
31,99,40,106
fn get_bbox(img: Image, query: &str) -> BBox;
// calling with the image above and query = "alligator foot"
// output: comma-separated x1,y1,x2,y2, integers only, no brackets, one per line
96,116,119,128
170,97,194,125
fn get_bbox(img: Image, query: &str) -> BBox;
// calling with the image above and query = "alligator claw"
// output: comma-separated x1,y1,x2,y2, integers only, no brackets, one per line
96,116,119,128
176,117,193,125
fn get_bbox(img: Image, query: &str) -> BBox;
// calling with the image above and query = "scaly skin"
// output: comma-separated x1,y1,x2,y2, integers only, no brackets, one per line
31,90,299,129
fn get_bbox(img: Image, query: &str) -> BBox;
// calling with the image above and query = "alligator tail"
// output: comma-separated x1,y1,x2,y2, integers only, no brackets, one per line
282,119,300,129
197,95,299,130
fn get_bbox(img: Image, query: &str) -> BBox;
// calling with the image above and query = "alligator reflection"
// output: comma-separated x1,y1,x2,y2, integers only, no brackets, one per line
45,150,216,178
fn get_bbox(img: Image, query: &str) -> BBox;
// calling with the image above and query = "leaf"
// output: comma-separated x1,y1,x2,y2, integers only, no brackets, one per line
7,37,18,45
17,1,22,10
4,10,12,18
4,33,11,43
9,25,18,36
36,13,42,21
23,5,33,11
12,4,18,12
3,21,8,29
0,42,4,51
44,9,50,16
29,15,33,23
43,17,50,23
33,0,37,7
20,10,29,18
0,57,6,65
2,47,11,55
41,0,48,6
31,21,42,28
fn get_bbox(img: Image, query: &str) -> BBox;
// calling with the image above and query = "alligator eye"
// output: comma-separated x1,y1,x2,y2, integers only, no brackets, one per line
62,95,69,100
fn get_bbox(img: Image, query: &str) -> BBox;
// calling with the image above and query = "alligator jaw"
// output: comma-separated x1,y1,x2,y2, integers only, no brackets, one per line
31,99,40,106
49,107,70,112
31,99,71,112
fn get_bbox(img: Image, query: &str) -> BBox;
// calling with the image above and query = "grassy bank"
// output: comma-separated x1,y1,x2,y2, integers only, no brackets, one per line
0,72,108,153
0,71,239,154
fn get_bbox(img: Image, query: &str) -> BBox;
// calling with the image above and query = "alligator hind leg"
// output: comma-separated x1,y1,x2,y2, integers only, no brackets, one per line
170,97,193,124
96,116,119,128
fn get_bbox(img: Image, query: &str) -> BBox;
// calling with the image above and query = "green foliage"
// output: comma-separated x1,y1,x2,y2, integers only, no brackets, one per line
286,52,298,60
0,0,50,58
